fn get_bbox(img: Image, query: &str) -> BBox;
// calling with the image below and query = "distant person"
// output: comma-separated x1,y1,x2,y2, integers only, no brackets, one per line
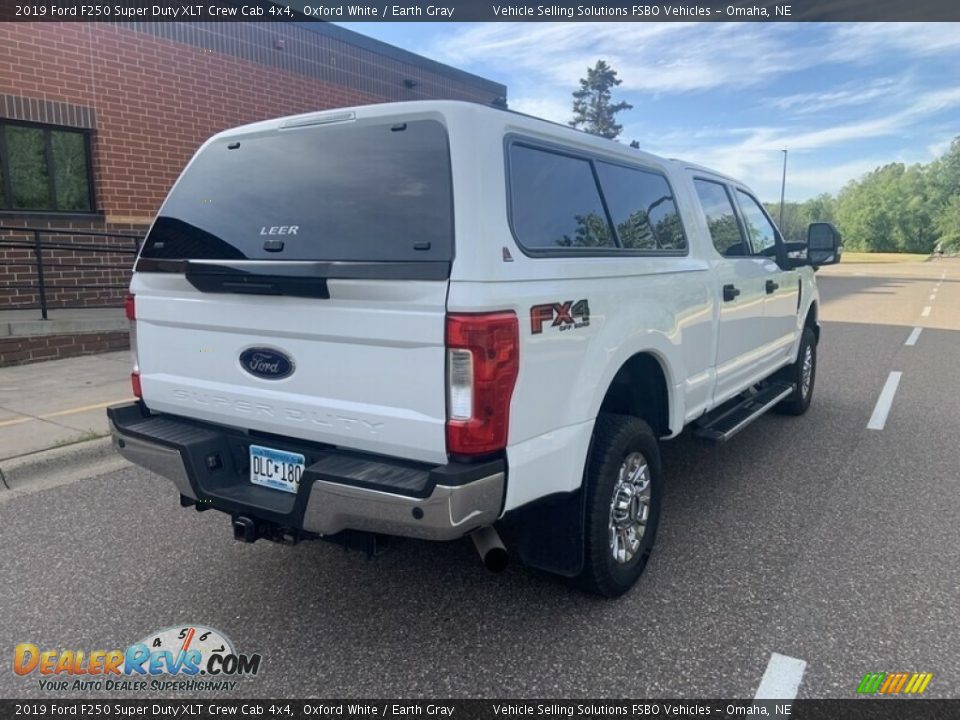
934,242,944,258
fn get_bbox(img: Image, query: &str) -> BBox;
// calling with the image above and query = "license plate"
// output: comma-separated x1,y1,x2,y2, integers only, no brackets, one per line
249,445,305,494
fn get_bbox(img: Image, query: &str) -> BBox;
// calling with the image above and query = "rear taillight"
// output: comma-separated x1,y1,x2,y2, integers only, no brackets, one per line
125,294,140,398
445,312,519,457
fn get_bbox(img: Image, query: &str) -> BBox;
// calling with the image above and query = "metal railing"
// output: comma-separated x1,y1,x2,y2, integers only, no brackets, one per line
0,225,144,320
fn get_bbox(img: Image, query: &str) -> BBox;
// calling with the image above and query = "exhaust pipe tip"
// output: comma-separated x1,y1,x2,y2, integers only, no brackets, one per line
482,545,509,573
471,526,509,573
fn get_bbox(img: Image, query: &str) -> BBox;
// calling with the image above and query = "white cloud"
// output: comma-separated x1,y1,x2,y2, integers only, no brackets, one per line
828,23,960,62
771,76,909,114
777,158,905,200
651,86,960,199
784,158,895,197
927,137,955,158
427,22,810,94
623,125,759,149
423,22,960,99
507,96,572,125
414,22,960,200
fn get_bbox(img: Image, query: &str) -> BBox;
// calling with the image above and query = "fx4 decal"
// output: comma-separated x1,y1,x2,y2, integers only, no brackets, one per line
530,299,590,334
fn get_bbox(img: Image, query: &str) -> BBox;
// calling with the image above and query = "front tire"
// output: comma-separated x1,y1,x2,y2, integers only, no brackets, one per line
775,327,817,415
578,414,662,598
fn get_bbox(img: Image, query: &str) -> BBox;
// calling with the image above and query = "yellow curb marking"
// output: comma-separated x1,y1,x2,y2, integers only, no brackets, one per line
0,399,132,429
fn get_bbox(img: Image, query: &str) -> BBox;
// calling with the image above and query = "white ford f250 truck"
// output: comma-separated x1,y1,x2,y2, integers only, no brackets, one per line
109,101,841,597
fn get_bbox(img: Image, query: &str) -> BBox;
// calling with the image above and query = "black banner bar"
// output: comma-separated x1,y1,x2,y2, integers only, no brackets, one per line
0,700,958,720
0,0,958,22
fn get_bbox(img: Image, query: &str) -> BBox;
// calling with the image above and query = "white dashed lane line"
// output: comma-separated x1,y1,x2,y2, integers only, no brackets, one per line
755,653,808,700
921,306,932,317
868,371,903,431
905,327,922,346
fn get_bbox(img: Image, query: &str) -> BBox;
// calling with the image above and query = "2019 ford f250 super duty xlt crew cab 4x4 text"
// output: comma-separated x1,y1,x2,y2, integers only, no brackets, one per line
109,101,841,597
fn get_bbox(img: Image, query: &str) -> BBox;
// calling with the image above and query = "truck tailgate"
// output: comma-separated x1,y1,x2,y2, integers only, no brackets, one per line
132,273,449,465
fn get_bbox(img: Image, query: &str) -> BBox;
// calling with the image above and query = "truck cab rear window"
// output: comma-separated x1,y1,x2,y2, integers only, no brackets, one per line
140,119,453,262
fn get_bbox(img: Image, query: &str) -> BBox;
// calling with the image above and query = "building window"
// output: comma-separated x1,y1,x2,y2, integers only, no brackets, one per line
0,122,94,213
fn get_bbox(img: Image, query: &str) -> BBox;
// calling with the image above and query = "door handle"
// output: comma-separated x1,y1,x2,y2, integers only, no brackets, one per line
766,280,779,294
723,284,740,302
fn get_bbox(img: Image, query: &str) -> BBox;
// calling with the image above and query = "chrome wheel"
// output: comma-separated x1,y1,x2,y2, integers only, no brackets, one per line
801,344,813,398
608,451,651,564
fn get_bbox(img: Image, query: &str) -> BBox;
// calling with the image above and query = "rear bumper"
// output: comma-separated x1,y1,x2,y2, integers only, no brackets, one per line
108,402,504,542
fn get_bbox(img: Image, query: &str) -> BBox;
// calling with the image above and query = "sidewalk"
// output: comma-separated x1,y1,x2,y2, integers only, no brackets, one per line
0,351,132,462
0,308,129,367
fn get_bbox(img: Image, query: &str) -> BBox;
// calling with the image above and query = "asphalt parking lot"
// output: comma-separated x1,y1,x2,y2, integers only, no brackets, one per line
1,259,958,700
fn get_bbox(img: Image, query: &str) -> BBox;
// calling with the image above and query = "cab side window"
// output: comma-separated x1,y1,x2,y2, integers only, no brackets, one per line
509,144,614,250
594,162,687,251
693,179,749,258
736,190,778,257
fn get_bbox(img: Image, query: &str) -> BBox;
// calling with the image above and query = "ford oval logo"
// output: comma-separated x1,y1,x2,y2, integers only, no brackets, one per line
239,347,295,380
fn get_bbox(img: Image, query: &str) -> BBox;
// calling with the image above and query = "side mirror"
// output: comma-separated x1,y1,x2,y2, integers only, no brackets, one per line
807,222,842,266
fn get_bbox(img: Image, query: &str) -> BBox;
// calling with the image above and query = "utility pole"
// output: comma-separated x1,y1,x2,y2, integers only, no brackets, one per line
779,149,788,232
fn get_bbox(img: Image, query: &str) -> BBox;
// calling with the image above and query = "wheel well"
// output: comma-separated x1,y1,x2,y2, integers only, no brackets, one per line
805,302,819,343
598,353,670,437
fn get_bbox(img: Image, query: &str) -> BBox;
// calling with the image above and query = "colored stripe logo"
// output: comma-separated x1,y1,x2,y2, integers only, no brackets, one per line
857,672,933,695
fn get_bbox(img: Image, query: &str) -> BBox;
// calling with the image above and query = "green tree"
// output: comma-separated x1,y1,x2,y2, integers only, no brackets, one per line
836,168,898,251
930,138,960,251
895,165,937,252
5,126,51,209
763,194,836,244
616,208,655,249
936,195,960,251
558,212,614,248
835,162,941,252
707,214,745,256
928,138,960,208
806,193,837,226
570,60,633,140
760,135,960,254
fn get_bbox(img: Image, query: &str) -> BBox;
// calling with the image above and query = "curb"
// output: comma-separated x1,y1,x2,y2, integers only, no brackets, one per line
0,436,128,491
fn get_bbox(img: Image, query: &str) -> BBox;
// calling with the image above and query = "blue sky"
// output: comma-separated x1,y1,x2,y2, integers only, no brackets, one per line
338,22,960,202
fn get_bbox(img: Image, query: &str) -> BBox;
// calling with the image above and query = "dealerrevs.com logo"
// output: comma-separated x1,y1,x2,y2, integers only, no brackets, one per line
13,625,261,693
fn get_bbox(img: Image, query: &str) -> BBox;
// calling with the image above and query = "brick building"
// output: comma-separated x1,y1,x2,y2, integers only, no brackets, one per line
0,21,505,364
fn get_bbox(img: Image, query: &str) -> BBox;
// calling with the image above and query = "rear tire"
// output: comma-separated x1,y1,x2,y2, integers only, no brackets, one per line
775,327,817,416
578,414,662,598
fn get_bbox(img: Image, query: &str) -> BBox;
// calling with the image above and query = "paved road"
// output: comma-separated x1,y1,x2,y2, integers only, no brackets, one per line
1,259,958,700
